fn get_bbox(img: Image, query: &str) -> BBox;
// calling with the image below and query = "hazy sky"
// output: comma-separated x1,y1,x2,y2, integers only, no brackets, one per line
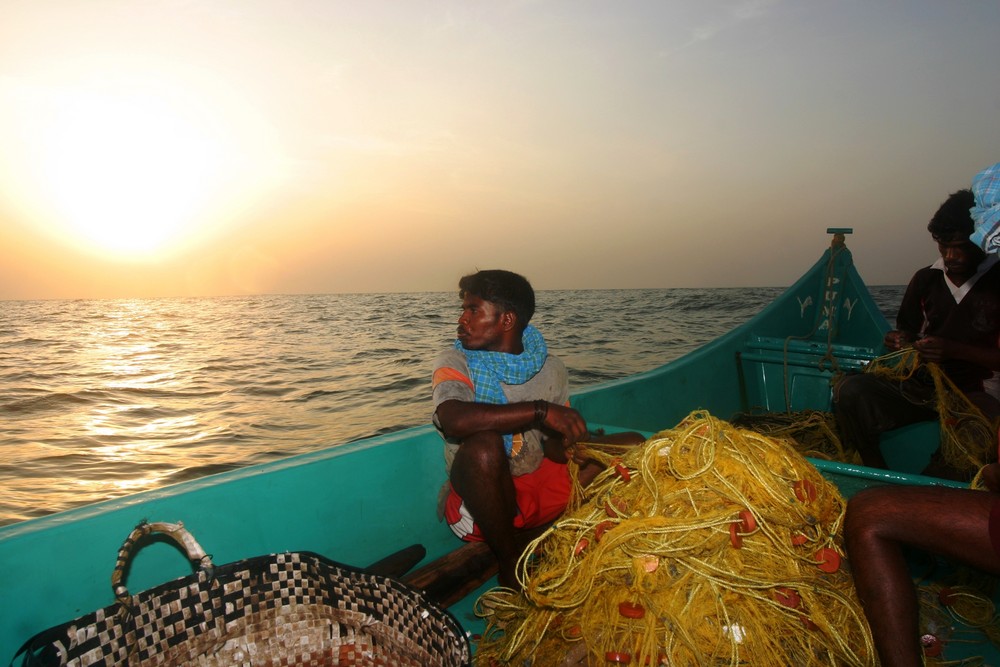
2,1,999,300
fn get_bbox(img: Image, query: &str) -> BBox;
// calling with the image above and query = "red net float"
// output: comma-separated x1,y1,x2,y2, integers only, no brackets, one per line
729,522,743,549
815,547,841,573
773,587,801,609
605,497,628,517
606,651,632,664
594,520,615,542
618,601,646,619
794,479,817,503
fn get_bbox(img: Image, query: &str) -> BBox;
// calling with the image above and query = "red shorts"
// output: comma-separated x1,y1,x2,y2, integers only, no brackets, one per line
444,458,572,541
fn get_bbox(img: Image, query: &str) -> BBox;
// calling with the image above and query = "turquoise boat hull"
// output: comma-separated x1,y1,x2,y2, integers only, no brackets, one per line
0,234,988,664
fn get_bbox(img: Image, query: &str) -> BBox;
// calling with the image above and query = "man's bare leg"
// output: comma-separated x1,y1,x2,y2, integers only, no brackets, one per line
845,485,1000,666
450,431,521,588
452,429,644,589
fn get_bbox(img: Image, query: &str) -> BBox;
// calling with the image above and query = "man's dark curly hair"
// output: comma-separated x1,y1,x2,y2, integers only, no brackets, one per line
458,270,535,329
927,189,975,240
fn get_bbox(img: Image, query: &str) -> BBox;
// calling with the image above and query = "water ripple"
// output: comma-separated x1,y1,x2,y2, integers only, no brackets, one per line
0,286,905,525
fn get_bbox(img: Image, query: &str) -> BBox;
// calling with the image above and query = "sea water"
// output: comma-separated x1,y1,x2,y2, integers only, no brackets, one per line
0,287,905,526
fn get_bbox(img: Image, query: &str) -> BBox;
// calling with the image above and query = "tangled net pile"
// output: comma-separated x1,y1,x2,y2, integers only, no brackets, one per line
474,412,875,666
863,349,998,473
731,409,854,464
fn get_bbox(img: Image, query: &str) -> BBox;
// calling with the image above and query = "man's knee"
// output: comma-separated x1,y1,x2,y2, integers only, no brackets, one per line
846,485,952,548
833,373,874,411
844,487,886,543
453,431,504,461
450,431,508,487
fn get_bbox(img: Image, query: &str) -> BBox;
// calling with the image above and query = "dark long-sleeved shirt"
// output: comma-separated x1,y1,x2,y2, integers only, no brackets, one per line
896,257,1000,392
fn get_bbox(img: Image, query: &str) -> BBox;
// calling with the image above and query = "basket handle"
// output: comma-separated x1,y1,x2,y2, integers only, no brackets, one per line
112,520,215,605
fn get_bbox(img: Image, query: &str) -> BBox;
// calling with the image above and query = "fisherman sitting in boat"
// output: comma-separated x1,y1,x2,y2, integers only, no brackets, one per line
845,162,1000,667
833,187,1000,480
432,269,641,589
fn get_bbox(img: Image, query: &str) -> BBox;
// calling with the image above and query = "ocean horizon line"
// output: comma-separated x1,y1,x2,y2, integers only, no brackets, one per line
0,283,908,304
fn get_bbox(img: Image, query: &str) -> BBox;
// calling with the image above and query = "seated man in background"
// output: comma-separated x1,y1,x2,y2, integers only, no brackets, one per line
845,162,1000,667
833,188,1000,479
432,269,642,589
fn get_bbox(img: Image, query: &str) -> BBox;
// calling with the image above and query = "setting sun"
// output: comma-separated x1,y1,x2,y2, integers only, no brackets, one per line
33,90,225,257
1,0,997,302
1,60,285,264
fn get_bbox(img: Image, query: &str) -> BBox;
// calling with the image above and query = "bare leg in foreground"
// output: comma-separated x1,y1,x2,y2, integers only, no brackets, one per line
845,483,1000,666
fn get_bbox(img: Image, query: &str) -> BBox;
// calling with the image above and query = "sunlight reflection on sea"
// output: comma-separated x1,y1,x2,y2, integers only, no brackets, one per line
0,286,904,525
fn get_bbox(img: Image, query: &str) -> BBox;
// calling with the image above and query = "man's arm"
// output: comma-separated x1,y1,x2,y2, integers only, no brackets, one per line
435,399,539,440
435,399,588,448
913,336,1000,371
892,272,927,343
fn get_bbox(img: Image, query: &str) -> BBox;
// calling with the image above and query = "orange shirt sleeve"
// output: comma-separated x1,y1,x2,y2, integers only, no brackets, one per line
433,366,475,392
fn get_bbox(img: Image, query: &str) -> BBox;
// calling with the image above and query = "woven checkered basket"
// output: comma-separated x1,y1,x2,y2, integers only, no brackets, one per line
15,521,471,666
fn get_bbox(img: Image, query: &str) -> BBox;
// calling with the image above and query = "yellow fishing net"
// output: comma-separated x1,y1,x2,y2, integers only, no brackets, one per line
863,349,998,473
731,409,856,464
733,351,998,477
474,412,875,666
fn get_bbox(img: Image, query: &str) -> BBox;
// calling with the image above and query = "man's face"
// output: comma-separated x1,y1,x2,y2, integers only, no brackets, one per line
457,294,507,351
935,235,986,282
